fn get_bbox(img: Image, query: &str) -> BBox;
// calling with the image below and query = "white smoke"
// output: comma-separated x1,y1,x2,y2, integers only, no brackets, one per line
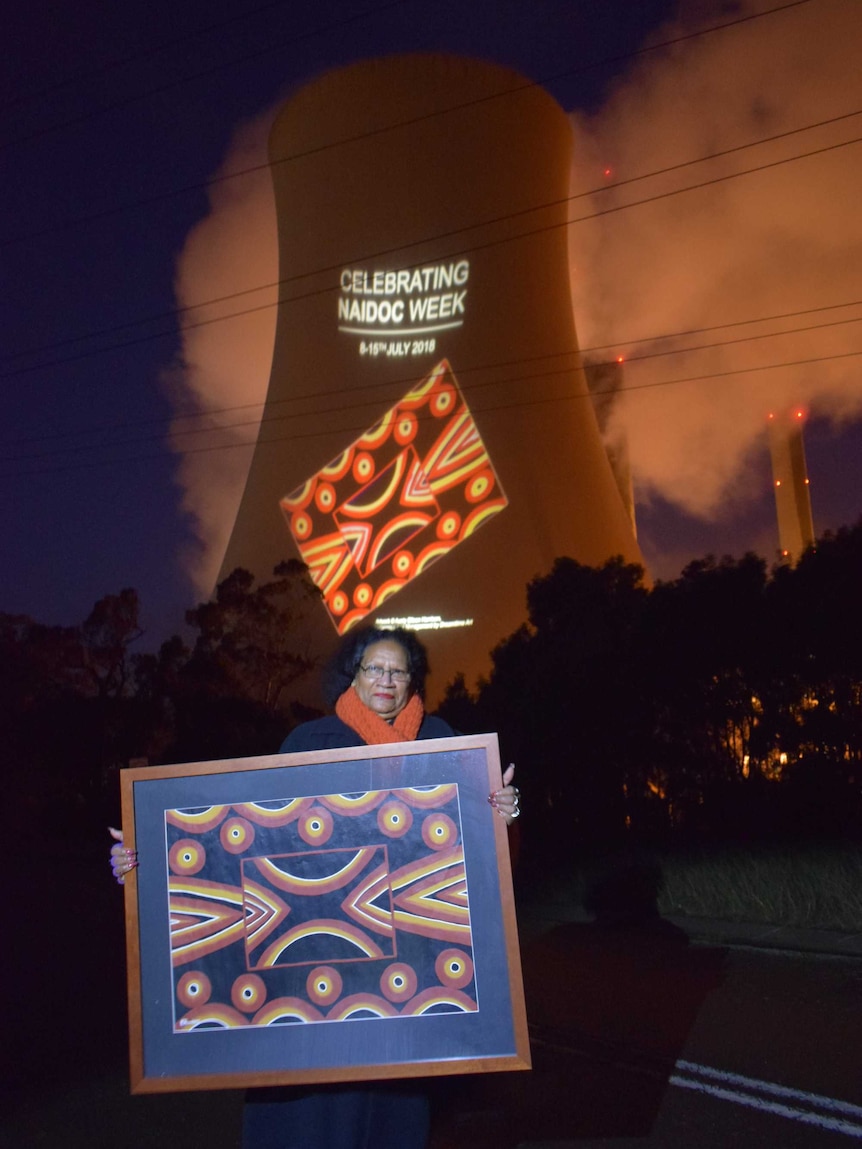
164,108,278,595
568,0,862,518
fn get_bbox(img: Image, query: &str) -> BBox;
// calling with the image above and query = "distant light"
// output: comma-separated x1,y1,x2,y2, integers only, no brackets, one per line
795,409,804,419
782,549,789,556
775,479,781,486
767,412,774,420
616,355,624,363
804,478,810,485
603,167,612,177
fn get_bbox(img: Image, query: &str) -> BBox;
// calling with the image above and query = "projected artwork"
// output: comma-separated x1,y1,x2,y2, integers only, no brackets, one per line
280,359,508,634
166,785,476,1033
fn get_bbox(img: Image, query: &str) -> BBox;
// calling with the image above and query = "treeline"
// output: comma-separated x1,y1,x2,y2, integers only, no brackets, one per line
0,561,322,843
439,521,862,857
3,526,861,851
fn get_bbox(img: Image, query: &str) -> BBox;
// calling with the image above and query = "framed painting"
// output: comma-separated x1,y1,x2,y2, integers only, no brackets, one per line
119,733,530,1093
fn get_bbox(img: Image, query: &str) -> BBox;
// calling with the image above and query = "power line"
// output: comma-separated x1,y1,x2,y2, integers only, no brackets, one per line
4,346,859,477
2,2,849,474
3,119,859,386
5,308,861,459
3,297,860,449
4,102,858,369
2,0,304,111
0,0,815,233
0,0,414,152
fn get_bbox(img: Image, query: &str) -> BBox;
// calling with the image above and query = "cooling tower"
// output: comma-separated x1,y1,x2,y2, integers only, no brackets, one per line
219,54,643,698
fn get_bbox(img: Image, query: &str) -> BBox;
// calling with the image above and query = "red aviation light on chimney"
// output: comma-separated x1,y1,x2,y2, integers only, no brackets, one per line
767,404,815,564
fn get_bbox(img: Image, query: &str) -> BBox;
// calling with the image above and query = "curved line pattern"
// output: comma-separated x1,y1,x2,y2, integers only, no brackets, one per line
257,918,385,967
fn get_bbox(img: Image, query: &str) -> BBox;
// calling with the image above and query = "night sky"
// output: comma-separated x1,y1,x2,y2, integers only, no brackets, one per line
3,0,860,649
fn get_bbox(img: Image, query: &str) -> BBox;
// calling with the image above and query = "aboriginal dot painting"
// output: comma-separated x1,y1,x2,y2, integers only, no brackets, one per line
280,359,507,633
166,785,476,1032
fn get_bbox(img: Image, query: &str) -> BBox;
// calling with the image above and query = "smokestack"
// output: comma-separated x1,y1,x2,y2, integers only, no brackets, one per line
767,409,815,562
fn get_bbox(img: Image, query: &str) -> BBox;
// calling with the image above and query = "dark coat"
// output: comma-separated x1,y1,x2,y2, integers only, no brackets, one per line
279,713,455,753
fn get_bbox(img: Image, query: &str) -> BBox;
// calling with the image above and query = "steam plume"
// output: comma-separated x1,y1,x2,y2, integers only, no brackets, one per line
165,109,277,594
568,0,862,518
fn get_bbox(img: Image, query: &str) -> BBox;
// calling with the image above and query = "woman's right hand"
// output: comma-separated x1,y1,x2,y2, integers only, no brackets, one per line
109,826,138,885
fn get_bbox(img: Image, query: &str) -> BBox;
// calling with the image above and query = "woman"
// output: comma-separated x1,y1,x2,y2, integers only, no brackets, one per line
110,625,519,1149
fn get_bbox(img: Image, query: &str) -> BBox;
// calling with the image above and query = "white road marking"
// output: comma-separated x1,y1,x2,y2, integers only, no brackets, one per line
672,1060,862,1138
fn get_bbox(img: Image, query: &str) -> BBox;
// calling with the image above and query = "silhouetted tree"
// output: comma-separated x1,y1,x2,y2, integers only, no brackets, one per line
439,523,862,854
0,591,146,842
5,522,862,852
440,557,651,860
184,562,319,706
136,562,322,763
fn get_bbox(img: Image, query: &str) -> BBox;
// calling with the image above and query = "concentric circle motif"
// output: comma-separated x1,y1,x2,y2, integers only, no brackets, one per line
435,948,474,990
298,806,333,845
358,411,393,450
281,478,314,512
169,838,206,875
339,608,367,634
431,386,456,416
394,412,417,445
306,966,343,1006
354,583,373,608
321,447,354,482
391,550,414,578
331,590,349,616
465,469,494,504
436,511,461,540
315,482,336,513
379,962,418,1003
231,974,267,1013
421,813,458,851
371,579,405,609
220,815,255,855
177,971,212,1008
377,800,413,838
291,511,313,540
353,452,375,483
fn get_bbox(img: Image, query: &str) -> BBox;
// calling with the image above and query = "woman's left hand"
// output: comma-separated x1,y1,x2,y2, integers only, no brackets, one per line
489,764,521,825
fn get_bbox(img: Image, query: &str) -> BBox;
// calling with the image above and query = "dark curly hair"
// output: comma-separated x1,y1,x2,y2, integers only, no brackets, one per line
322,626,430,708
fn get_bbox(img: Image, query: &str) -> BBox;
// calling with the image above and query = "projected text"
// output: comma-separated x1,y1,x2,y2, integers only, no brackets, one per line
338,260,470,348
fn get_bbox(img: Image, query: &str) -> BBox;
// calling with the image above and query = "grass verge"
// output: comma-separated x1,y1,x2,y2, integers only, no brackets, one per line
656,843,862,932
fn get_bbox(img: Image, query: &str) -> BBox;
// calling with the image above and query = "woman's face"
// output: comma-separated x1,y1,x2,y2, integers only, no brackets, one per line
352,639,413,720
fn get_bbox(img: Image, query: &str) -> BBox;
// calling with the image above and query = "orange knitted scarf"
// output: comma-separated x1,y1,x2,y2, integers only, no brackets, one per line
335,686,424,744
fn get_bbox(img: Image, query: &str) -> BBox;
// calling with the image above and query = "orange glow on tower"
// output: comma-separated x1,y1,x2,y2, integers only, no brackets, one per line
218,55,643,698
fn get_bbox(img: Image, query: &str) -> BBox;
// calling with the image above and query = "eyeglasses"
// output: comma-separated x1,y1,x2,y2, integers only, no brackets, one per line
360,663,411,683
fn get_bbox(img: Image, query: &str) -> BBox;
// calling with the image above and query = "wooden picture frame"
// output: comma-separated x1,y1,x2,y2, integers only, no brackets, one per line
120,733,530,1093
